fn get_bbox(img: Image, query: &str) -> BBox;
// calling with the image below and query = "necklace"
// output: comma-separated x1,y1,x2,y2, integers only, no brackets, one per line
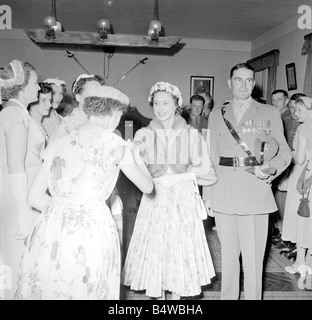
39,121,50,141
9,98,28,111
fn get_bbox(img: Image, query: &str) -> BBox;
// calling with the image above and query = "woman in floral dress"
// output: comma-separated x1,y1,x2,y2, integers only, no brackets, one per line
122,82,217,300
14,86,153,300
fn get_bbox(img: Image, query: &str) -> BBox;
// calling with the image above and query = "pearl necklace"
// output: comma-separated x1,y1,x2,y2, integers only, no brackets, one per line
9,98,28,112
39,121,50,140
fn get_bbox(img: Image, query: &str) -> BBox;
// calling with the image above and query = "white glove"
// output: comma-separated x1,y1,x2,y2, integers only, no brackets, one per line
155,175,175,189
109,189,123,246
155,173,196,189
255,164,276,180
9,173,36,241
204,200,215,217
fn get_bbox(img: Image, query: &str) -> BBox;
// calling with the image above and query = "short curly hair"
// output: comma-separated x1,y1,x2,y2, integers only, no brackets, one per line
72,75,105,97
1,61,36,100
83,96,128,117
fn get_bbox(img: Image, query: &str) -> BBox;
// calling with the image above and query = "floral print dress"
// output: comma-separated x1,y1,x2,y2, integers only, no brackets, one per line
14,126,125,300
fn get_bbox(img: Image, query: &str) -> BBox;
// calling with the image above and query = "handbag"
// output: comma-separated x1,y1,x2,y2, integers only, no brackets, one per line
297,187,311,218
193,178,208,220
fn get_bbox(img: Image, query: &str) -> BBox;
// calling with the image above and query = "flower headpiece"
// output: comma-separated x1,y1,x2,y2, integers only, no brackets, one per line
148,81,183,108
0,60,25,104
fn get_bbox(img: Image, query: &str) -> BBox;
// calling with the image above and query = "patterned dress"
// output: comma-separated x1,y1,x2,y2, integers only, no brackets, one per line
122,116,216,298
14,126,125,300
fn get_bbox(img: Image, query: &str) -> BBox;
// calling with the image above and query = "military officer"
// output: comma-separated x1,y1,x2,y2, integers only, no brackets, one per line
208,63,292,300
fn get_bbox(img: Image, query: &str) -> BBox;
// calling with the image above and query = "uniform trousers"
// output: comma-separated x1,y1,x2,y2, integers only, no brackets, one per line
215,212,269,300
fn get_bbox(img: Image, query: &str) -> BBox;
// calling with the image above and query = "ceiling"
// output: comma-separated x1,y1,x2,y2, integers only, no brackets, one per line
7,0,302,42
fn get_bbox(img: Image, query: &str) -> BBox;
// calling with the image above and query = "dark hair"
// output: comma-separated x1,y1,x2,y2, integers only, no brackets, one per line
149,94,180,108
272,89,288,98
52,83,66,95
83,96,127,117
1,61,36,100
28,82,53,109
190,94,205,105
290,93,306,101
230,62,254,78
71,75,105,97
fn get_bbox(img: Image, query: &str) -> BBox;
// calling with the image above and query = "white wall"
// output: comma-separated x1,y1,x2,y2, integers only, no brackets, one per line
251,14,311,96
0,29,250,118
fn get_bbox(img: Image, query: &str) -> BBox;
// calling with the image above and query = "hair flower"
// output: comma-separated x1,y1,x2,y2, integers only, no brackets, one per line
148,81,183,108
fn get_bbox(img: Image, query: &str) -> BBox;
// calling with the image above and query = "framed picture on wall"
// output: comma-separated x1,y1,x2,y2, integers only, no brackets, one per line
190,76,214,98
285,63,297,91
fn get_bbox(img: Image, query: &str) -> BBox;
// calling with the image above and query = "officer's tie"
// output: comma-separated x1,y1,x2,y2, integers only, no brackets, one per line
234,104,244,123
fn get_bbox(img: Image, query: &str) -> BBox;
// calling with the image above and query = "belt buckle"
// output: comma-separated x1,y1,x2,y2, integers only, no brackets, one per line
233,156,239,167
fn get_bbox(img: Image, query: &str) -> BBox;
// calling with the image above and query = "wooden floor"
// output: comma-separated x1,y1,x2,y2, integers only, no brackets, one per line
121,210,312,300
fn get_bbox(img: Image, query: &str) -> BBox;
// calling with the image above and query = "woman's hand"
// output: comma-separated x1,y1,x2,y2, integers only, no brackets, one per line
155,176,176,189
15,209,36,242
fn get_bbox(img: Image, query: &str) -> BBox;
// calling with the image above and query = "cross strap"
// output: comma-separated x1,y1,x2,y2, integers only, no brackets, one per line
221,106,260,165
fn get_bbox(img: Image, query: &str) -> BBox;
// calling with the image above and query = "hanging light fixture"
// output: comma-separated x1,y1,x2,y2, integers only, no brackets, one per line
97,18,111,40
43,0,63,39
148,20,162,42
27,0,182,49
147,0,162,42
43,15,56,39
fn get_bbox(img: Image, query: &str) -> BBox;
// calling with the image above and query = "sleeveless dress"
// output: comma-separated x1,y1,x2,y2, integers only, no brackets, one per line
122,116,216,298
0,105,45,300
14,126,125,300
282,124,308,243
294,120,312,249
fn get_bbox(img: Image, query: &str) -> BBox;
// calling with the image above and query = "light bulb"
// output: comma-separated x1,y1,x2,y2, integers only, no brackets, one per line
149,20,161,32
97,18,110,30
52,21,62,32
43,16,56,27
103,0,114,7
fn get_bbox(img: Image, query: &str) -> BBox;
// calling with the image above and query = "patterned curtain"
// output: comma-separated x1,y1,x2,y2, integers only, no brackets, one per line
302,33,312,97
247,49,280,104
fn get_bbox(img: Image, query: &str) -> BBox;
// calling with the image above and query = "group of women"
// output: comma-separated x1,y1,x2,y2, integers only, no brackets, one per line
0,59,217,300
1,57,312,300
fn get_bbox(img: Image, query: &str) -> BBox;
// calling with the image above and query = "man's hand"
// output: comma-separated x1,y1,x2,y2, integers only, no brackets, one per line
255,164,276,180
204,200,215,217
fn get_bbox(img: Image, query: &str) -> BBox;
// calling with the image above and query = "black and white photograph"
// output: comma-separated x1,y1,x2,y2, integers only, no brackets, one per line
190,76,214,99
0,0,312,304
286,62,298,91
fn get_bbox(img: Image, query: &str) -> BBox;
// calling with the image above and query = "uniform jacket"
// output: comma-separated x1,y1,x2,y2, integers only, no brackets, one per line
208,98,292,215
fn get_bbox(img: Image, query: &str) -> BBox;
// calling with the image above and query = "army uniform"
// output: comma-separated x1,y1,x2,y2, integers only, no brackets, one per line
208,98,292,299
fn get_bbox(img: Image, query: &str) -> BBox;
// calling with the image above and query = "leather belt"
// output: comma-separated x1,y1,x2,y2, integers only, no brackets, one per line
219,156,258,167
